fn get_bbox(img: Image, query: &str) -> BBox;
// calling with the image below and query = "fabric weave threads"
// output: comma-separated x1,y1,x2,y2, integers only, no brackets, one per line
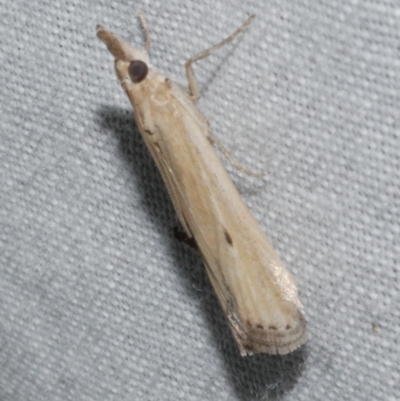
1,1,399,400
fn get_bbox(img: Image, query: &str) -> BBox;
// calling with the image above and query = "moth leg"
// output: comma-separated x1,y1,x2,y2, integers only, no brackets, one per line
174,227,198,250
137,9,152,52
185,15,255,101
207,132,267,177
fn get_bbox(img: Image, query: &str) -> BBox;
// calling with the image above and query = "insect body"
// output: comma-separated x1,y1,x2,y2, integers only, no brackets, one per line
97,12,306,355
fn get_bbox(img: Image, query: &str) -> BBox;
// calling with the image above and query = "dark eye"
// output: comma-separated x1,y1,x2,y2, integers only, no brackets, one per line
128,60,148,83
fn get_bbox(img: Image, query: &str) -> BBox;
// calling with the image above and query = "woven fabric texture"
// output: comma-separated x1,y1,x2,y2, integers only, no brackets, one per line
1,1,399,400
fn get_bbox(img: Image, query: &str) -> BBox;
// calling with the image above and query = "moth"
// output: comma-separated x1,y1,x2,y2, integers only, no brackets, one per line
97,11,306,355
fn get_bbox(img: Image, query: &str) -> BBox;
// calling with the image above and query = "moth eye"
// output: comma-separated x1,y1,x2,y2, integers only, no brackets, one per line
128,60,148,83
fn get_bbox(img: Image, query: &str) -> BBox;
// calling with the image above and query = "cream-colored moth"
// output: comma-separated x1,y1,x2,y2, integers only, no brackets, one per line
97,11,306,355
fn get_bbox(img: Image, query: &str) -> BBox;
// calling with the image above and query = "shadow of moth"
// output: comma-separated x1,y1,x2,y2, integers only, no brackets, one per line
96,11,306,356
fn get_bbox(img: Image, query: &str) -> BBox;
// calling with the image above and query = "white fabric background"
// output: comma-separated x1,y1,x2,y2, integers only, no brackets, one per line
1,0,399,400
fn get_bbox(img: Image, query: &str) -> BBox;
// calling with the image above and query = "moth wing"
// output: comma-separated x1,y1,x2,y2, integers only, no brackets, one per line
126,74,306,355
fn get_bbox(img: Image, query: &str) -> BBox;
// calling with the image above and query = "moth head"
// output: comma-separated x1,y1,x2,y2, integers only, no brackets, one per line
96,25,150,84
